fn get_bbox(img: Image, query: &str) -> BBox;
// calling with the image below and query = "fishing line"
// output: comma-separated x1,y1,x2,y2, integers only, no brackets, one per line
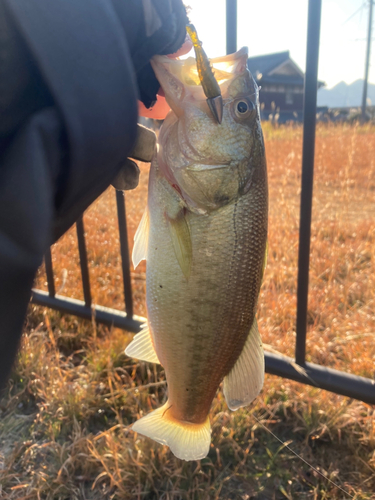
252,414,354,498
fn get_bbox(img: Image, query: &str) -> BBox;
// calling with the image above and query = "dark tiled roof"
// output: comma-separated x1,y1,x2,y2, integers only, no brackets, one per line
260,75,304,86
259,74,325,88
247,51,290,77
247,51,325,89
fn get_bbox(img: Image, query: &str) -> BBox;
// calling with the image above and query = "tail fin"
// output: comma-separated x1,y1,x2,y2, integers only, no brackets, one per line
132,402,211,461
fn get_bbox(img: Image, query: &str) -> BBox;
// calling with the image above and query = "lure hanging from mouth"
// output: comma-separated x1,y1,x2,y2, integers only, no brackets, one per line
186,23,223,124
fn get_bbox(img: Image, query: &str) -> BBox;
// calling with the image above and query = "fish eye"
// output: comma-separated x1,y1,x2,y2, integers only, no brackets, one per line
237,101,249,113
233,98,256,120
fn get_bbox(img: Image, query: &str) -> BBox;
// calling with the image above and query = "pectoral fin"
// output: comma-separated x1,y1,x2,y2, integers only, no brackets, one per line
223,318,264,410
132,207,150,269
166,210,192,278
125,323,160,364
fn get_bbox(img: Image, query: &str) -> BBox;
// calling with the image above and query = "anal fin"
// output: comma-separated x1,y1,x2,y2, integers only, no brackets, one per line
125,323,160,364
223,318,265,411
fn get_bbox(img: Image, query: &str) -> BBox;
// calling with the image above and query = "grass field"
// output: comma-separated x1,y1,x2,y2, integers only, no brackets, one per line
0,122,374,499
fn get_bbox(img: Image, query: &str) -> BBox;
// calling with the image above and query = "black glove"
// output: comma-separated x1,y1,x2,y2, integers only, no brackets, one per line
0,0,187,388
112,0,188,108
111,123,156,191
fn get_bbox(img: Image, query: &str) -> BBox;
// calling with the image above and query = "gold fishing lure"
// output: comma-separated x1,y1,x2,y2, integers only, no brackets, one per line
186,24,223,123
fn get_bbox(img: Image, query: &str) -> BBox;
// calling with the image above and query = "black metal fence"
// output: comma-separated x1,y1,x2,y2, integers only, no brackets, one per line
31,0,375,405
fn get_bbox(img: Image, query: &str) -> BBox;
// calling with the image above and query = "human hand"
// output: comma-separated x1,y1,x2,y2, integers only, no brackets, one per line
113,35,193,191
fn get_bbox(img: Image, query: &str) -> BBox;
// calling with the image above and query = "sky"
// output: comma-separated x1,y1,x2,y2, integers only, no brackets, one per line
185,0,374,89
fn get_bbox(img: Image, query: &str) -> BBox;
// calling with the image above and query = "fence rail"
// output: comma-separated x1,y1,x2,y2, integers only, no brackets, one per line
31,0,375,405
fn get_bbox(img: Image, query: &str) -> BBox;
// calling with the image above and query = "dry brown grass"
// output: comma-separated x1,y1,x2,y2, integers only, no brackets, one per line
1,122,374,499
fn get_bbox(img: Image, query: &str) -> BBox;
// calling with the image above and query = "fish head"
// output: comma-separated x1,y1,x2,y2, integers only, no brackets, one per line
151,47,266,213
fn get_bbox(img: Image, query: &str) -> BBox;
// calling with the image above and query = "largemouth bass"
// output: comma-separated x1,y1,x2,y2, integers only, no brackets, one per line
126,46,268,461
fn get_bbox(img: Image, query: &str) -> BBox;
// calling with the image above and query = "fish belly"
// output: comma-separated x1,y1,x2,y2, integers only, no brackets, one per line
146,161,268,425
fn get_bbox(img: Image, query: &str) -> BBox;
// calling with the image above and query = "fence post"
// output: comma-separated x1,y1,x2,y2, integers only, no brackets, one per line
44,248,56,297
226,0,237,55
76,216,92,307
116,190,134,318
295,0,322,365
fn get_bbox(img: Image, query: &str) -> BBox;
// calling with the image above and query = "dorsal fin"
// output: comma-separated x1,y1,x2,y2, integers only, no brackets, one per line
223,318,264,410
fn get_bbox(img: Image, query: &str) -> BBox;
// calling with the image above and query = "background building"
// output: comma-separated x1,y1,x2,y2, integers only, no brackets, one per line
247,51,324,122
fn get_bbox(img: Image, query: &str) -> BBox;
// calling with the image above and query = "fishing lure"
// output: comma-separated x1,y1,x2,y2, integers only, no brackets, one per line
186,23,223,123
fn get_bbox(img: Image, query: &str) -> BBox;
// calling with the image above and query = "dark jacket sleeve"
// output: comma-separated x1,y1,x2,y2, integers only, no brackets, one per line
0,0,187,387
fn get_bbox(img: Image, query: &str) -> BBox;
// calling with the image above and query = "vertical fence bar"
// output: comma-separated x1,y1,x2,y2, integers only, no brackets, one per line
295,0,322,365
361,0,373,122
44,248,56,297
76,216,92,307
116,190,134,318
226,0,237,54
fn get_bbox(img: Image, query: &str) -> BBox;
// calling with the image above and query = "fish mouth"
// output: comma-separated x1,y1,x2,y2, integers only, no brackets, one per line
151,47,251,114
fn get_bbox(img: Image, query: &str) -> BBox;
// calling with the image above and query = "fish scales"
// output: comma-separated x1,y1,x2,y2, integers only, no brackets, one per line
147,159,267,424
126,46,268,461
